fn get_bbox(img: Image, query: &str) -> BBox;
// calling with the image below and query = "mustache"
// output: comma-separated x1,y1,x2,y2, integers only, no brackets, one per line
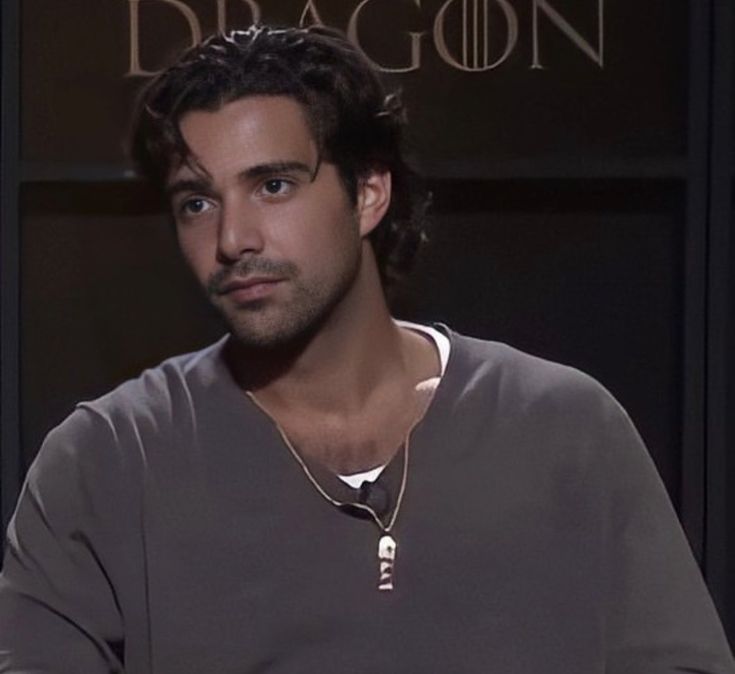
206,258,297,296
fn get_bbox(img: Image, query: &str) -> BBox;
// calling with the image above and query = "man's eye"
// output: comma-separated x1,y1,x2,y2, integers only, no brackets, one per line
180,198,212,216
261,179,293,197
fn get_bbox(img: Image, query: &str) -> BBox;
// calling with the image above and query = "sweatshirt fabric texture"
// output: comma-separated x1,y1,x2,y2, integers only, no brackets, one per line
1,329,733,673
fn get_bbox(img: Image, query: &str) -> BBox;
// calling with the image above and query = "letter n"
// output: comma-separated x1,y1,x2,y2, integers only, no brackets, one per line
532,0,604,69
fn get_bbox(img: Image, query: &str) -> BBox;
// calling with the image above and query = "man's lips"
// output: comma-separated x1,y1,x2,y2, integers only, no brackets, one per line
216,276,284,302
217,276,283,294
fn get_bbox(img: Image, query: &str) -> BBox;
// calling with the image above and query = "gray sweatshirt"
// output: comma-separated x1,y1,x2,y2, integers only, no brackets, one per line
1,330,733,673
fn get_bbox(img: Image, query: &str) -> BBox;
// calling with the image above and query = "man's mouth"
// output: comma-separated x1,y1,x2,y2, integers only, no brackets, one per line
216,276,284,303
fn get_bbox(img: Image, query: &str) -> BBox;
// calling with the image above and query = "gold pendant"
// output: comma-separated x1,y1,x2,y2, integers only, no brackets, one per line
378,534,397,591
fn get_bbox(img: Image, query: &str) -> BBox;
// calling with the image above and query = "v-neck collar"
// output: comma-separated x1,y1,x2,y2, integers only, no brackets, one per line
204,323,465,516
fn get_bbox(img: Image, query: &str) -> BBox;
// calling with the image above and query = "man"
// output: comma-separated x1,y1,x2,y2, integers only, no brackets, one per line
0,25,733,673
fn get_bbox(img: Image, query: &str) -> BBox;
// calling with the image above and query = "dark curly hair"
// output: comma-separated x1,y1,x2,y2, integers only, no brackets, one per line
130,25,430,290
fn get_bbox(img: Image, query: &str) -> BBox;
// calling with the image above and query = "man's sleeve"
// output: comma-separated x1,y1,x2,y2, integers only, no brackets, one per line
601,395,735,673
0,409,125,673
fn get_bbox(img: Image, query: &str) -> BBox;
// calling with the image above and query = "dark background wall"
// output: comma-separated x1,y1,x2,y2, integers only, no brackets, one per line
2,0,734,640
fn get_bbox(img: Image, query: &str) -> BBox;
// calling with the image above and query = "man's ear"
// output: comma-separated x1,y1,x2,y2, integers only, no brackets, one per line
356,170,392,237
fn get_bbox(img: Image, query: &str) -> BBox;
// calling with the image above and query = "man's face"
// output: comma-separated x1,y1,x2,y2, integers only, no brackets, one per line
167,96,382,349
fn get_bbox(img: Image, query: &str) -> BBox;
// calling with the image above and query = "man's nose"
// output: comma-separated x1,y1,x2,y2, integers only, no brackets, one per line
216,199,266,262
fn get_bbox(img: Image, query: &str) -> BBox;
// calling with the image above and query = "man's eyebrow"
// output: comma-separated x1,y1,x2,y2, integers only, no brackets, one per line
165,161,317,199
165,177,213,200
240,161,316,181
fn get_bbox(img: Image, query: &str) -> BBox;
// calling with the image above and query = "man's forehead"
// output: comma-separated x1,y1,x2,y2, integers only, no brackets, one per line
177,95,315,148
167,96,320,187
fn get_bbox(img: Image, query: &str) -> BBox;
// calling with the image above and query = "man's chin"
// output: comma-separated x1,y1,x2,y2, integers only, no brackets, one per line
225,314,319,353
215,276,350,353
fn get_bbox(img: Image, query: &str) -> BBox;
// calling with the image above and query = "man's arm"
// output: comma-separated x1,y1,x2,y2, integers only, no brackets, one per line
0,409,126,673
601,396,735,673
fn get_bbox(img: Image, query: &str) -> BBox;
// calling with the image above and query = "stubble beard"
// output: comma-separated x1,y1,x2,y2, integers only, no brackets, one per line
208,247,362,351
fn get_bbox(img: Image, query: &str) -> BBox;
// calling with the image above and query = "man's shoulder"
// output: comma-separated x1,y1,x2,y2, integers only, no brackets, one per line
26,338,230,490
71,336,229,432
451,330,603,393
448,330,623,421
447,330,641,460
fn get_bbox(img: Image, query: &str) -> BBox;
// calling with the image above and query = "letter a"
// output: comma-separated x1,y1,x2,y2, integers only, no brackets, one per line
299,0,324,27
217,0,262,33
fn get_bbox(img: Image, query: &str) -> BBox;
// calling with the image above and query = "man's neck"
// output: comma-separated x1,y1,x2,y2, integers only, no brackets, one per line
224,255,440,472
237,312,439,473
228,299,420,416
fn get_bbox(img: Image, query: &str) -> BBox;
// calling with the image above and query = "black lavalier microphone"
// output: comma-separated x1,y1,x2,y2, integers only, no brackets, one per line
357,480,390,518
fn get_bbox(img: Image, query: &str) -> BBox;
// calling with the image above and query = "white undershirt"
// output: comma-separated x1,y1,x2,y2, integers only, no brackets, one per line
336,321,450,489
394,320,450,377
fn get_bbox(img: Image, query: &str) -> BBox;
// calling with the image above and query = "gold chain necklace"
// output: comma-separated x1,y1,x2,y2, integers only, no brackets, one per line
246,391,409,591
